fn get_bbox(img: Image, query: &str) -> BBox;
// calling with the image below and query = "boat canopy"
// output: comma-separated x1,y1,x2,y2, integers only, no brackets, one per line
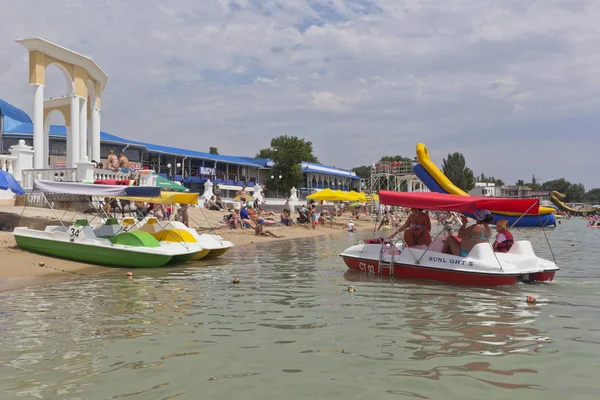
33,180,162,198
379,191,540,214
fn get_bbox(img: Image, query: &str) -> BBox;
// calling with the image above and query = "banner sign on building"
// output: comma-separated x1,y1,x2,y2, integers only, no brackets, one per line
199,167,216,175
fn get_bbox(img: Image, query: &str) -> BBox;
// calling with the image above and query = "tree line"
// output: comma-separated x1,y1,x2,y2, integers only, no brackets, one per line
352,152,599,203
209,139,599,203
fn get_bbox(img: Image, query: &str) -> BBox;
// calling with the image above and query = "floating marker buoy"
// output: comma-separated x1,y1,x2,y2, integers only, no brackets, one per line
38,262,45,267
303,242,307,245
348,286,355,292
384,225,390,231
126,272,133,277
526,296,536,304
232,277,240,284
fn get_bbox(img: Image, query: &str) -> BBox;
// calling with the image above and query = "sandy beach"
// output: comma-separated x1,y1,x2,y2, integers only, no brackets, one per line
0,205,375,293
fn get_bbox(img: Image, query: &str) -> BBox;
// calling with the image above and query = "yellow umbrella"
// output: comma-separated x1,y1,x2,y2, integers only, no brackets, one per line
347,190,366,202
307,188,351,201
365,193,379,201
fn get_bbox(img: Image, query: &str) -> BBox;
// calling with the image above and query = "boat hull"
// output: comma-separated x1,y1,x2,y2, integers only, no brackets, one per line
340,239,558,287
341,255,555,286
203,247,231,259
15,235,172,268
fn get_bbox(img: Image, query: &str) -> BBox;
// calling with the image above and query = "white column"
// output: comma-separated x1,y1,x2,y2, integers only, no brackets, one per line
43,117,50,168
91,106,101,163
9,140,34,183
76,156,95,182
79,98,87,162
32,84,44,169
68,95,80,168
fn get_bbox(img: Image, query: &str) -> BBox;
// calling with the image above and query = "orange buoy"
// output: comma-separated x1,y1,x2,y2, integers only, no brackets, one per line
232,277,240,284
126,272,133,277
526,296,536,304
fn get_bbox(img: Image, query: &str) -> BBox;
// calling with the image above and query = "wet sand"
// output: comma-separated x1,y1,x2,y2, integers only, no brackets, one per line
0,206,375,293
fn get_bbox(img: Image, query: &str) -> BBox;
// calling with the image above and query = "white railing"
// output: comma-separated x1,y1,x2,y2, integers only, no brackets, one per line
21,168,78,189
93,169,132,181
0,155,17,175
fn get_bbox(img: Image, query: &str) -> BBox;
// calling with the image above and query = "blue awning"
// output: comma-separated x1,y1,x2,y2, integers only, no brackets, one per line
183,176,208,184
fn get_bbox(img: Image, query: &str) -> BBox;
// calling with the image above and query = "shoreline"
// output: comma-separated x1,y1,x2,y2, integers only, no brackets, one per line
0,206,373,293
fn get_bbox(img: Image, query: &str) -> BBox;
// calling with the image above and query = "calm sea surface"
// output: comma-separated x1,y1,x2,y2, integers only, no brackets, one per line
1,219,599,400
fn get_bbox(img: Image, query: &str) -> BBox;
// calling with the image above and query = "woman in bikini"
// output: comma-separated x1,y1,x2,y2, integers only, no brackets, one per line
388,208,432,247
442,210,493,256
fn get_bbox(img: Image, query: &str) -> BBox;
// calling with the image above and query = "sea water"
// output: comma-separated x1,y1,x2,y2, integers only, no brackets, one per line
0,219,599,399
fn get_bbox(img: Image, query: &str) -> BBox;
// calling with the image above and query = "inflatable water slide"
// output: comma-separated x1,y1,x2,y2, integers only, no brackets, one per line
413,143,556,227
549,191,598,216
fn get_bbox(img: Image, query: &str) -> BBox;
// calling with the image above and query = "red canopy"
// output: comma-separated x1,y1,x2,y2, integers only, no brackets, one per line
379,191,540,215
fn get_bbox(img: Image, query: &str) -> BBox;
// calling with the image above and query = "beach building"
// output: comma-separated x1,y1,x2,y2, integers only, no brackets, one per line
468,182,499,197
0,37,360,202
1,98,360,199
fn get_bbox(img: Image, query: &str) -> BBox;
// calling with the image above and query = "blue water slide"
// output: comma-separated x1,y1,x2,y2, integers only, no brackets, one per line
413,165,555,227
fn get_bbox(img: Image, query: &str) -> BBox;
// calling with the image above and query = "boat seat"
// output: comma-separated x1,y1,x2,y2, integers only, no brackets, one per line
78,226,98,240
122,217,136,226
44,226,68,233
95,224,123,238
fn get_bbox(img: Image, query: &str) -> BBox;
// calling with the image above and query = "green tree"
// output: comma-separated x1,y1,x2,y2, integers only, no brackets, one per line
352,165,371,180
542,178,586,202
209,147,219,155
256,148,276,159
542,178,570,194
441,152,475,191
585,188,600,203
567,183,586,202
516,179,525,186
256,135,319,195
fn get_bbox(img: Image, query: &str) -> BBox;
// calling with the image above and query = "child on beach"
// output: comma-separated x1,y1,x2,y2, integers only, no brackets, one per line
346,219,357,232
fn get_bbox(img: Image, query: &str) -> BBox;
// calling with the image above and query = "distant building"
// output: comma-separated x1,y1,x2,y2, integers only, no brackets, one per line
499,186,532,198
469,182,499,197
529,190,551,201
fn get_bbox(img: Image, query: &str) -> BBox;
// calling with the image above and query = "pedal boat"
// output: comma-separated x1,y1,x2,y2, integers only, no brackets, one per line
340,191,559,286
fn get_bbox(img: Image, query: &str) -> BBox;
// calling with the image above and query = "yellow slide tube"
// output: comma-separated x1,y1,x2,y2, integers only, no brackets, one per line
416,143,554,216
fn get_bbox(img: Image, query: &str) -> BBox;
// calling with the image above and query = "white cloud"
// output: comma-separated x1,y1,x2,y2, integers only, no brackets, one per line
1,0,600,187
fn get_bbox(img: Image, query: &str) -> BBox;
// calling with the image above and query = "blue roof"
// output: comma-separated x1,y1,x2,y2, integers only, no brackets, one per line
0,99,356,177
0,99,33,132
0,99,32,124
302,162,361,180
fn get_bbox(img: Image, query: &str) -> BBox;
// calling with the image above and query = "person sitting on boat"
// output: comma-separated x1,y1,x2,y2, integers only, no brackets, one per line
493,219,514,253
388,208,431,247
442,210,493,256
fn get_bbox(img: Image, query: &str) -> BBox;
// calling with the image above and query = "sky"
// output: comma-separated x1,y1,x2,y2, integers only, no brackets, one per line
1,0,599,188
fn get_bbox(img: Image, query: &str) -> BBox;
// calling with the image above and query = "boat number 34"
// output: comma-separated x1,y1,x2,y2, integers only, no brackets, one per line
69,227,80,241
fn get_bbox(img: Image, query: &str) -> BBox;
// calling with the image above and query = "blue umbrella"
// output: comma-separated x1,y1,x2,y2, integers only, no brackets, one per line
0,170,25,195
